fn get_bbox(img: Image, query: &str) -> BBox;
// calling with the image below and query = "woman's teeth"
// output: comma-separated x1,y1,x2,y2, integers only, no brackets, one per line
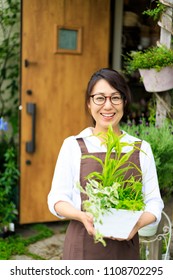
101,113,115,117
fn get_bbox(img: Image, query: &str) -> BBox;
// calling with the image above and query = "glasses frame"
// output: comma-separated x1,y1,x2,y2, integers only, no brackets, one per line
90,94,123,106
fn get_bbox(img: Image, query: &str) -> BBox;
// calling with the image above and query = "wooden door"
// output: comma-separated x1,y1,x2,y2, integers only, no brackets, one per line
20,0,110,224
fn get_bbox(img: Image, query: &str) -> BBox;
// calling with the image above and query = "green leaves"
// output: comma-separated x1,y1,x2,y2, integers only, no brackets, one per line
0,146,19,229
0,0,20,129
142,0,166,22
122,118,173,200
124,46,173,74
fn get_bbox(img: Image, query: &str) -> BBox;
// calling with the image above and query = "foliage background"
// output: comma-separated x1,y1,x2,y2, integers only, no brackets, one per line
0,0,20,231
122,118,173,200
0,0,20,134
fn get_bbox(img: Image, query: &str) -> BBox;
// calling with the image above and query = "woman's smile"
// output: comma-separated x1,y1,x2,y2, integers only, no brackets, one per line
100,112,116,120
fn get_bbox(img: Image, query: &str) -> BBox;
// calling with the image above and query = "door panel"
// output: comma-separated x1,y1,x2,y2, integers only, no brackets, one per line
20,0,110,223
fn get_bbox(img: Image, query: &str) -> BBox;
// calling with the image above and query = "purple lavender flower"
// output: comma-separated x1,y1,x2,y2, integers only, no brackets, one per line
0,117,8,131
127,121,132,127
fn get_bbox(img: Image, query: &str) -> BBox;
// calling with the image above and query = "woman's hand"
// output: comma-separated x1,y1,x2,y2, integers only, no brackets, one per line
81,211,96,236
55,201,96,236
123,211,157,241
106,212,155,241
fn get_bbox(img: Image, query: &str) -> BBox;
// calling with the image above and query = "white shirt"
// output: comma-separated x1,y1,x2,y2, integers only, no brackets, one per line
47,127,164,224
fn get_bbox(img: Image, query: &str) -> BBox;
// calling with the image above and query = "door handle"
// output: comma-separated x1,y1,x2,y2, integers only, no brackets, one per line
24,59,30,67
26,103,36,153
24,59,38,68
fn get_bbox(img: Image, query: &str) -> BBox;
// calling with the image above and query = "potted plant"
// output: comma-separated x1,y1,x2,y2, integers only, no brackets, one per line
123,0,173,92
77,125,145,246
124,45,173,92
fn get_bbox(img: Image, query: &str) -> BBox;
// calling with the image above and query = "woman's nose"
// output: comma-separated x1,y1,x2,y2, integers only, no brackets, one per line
104,97,114,107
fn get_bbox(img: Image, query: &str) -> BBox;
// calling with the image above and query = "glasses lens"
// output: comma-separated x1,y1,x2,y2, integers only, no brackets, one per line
111,95,123,105
93,95,105,105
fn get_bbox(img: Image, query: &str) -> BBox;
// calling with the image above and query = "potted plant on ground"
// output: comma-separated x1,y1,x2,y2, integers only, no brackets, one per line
124,45,173,92
77,125,145,246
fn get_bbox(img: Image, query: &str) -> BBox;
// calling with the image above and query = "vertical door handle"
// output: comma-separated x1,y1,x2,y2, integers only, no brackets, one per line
26,103,36,153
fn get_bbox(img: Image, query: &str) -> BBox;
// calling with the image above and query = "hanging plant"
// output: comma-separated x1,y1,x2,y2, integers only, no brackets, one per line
124,45,173,92
142,0,166,22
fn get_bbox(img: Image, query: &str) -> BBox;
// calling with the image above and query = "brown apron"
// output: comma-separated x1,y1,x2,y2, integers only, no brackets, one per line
62,138,142,260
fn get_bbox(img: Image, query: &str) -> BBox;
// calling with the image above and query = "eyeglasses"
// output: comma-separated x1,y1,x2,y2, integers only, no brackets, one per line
90,94,123,105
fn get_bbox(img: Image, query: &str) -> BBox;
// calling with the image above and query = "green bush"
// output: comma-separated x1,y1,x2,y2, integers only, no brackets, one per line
0,0,21,232
0,145,19,232
121,119,173,200
0,0,20,128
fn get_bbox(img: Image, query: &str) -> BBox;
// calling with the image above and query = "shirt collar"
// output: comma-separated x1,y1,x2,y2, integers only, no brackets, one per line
75,127,140,143
75,127,94,139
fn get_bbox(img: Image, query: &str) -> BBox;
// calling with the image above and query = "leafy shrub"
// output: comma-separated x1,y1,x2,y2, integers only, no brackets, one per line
0,117,19,233
121,119,173,200
0,146,19,232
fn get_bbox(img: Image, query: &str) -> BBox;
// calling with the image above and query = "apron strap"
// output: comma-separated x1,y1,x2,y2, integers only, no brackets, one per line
134,141,142,150
76,138,88,154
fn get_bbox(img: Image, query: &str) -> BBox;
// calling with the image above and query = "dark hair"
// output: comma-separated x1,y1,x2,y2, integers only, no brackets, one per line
85,68,131,124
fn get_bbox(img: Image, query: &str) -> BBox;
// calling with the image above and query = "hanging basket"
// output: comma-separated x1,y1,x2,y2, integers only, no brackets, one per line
94,208,143,239
139,66,173,92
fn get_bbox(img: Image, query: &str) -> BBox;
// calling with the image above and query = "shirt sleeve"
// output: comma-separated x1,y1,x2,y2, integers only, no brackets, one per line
140,141,164,224
47,137,81,218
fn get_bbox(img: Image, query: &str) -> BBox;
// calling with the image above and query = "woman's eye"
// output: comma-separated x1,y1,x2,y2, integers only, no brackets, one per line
112,96,121,101
96,96,104,101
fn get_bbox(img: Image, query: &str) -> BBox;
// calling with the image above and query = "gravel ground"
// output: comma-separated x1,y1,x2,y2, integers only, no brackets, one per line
10,221,67,260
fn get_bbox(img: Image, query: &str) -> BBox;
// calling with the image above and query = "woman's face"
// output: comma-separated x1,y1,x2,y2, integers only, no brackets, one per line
87,79,124,134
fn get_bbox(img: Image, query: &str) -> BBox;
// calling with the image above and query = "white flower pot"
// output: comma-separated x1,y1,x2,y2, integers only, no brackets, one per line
94,208,143,239
139,66,173,92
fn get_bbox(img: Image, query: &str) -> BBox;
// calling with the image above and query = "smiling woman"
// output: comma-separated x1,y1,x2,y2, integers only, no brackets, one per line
85,69,131,132
87,79,124,134
47,68,164,260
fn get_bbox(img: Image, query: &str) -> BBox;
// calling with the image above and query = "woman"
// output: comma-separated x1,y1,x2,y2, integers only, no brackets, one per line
48,68,164,260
